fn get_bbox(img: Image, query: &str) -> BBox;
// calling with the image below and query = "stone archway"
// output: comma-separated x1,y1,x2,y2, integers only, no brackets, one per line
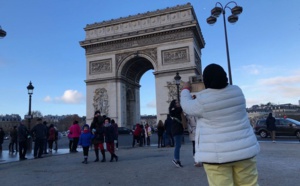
80,3,205,127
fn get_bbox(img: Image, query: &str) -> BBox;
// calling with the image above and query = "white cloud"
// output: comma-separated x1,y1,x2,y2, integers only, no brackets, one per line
43,96,52,102
244,74,300,107
241,64,262,75
146,99,156,108
43,90,84,104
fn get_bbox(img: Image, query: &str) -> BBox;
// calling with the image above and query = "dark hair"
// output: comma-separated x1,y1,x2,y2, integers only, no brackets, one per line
111,119,115,124
73,120,79,124
203,63,228,89
94,110,100,115
105,117,111,123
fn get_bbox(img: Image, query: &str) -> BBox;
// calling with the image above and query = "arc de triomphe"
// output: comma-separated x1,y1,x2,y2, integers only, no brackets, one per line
80,3,205,127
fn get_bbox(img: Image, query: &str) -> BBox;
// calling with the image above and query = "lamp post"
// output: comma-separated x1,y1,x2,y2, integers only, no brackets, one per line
0,26,6,39
27,81,34,129
206,1,243,85
174,72,181,102
27,81,34,152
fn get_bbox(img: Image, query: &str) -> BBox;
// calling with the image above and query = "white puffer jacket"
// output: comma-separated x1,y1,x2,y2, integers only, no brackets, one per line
181,85,260,164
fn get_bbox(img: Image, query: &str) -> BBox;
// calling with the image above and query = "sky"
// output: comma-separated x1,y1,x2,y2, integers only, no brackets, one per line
0,0,300,118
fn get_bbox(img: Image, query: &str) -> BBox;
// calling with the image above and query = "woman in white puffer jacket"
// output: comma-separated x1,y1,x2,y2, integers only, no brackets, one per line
181,64,260,186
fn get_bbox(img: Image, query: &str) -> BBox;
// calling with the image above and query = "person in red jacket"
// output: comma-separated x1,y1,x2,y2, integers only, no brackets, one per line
47,124,56,153
132,124,142,147
69,120,81,152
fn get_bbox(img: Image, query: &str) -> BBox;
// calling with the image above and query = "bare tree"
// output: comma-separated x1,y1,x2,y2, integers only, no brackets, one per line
31,110,43,118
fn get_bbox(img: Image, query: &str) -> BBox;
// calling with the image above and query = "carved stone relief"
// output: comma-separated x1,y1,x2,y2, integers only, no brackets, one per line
86,29,193,54
166,81,182,103
194,49,201,72
162,47,189,65
89,59,112,75
93,88,109,116
85,7,193,40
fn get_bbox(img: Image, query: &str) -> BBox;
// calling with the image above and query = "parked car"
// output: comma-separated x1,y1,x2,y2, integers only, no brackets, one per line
118,127,132,135
254,118,300,138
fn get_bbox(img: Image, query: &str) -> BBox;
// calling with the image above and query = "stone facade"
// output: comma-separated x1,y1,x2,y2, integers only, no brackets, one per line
80,3,205,127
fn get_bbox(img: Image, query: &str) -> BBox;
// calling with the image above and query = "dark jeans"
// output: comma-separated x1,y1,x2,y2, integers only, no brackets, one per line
165,132,174,146
34,139,44,158
146,136,151,146
158,135,163,147
83,146,89,157
72,137,79,151
48,140,54,150
18,141,27,159
69,139,73,151
132,135,140,147
9,140,18,152
43,139,48,153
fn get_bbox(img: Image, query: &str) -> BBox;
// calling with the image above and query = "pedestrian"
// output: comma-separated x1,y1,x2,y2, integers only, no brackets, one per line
9,126,18,153
18,122,29,160
186,114,202,167
0,127,4,152
157,120,165,148
79,124,94,164
145,123,152,146
132,124,141,147
31,118,48,159
111,119,119,150
139,124,145,147
69,120,81,152
169,99,184,168
181,63,260,186
54,125,59,151
104,117,118,162
68,130,73,152
90,110,105,162
42,121,49,154
266,113,276,142
164,114,174,147
47,124,56,153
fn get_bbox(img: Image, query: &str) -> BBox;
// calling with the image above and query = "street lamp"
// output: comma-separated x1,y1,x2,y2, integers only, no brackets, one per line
0,26,6,39
174,72,181,102
206,1,243,85
27,81,34,130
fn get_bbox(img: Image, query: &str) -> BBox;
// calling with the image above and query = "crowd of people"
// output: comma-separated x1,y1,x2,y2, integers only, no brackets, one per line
0,63,264,185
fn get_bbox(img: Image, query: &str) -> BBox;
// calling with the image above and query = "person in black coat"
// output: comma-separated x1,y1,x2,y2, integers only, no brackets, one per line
18,122,29,160
157,120,165,148
0,127,5,152
31,118,47,158
266,113,276,142
164,114,174,147
169,99,184,168
104,117,118,162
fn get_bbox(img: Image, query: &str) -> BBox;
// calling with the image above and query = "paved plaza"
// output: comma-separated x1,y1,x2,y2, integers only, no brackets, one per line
0,140,299,186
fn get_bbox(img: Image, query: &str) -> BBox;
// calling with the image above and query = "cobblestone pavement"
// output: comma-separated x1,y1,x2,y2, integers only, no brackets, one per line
1,141,299,186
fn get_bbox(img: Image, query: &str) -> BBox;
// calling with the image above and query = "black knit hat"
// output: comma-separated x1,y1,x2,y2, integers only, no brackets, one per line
203,64,228,89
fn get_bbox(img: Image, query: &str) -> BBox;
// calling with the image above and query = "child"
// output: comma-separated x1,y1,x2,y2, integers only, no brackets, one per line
78,124,94,164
